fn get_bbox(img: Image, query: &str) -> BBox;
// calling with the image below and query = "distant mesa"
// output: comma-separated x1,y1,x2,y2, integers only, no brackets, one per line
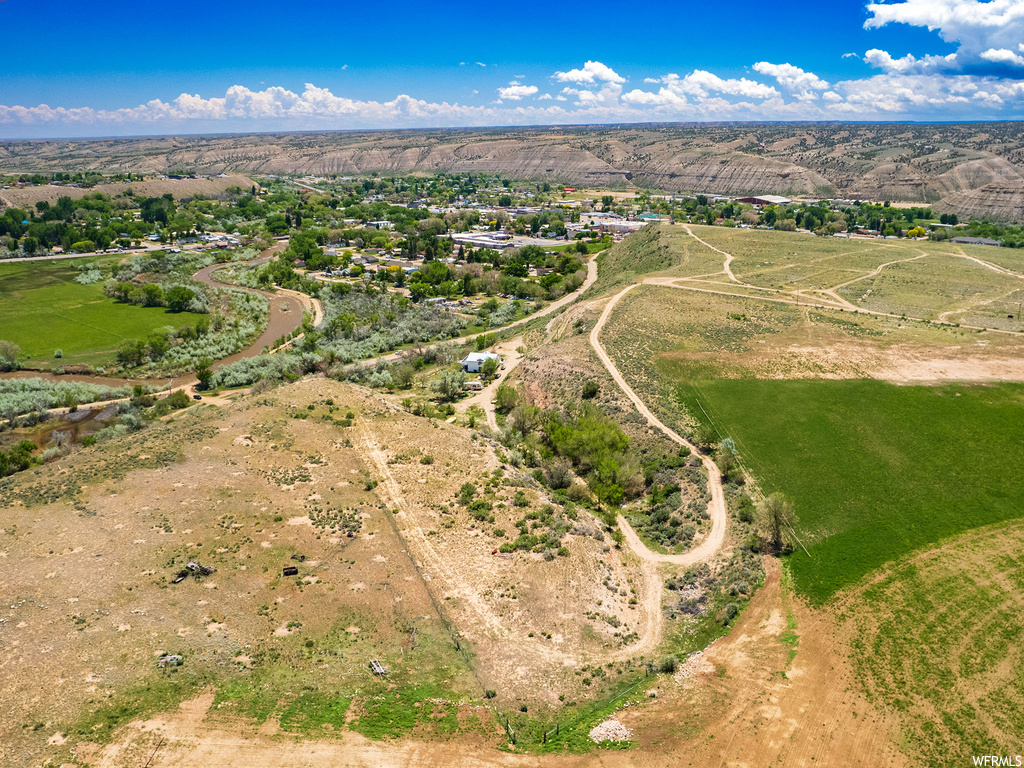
2,123,1023,220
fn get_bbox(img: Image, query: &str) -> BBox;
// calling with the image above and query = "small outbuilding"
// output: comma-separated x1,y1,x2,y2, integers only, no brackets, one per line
460,351,502,373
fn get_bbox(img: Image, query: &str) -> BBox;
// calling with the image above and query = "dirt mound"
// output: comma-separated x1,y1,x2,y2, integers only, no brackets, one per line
588,717,633,743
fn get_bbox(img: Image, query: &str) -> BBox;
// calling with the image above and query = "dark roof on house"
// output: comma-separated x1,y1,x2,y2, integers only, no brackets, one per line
951,236,1001,246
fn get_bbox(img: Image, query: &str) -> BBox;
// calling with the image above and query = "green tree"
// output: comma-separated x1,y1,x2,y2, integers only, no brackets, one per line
265,214,289,235
503,259,528,278
141,284,164,306
116,339,148,367
195,359,214,390
147,332,170,359
494,383,518,414
164,285,195,312
429,368,467,401
756,493,795,551
481,356,499,379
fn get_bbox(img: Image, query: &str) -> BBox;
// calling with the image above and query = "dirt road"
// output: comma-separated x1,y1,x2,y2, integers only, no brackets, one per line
456,338,524,430
681,223,738,282
589,284,729,566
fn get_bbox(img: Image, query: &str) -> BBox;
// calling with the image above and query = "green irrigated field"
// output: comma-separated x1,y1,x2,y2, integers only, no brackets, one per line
676,378,1024,603
0,257,204,369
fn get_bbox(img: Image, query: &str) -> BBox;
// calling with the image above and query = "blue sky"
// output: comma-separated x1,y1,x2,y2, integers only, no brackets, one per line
1,0,1022,137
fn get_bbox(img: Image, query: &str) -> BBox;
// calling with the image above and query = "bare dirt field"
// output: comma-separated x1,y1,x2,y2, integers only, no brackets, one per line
0,379,471,766
0,375,682,766
76,560,903,768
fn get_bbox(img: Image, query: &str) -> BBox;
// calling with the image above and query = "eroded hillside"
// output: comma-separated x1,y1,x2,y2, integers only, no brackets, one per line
3,123,1024,219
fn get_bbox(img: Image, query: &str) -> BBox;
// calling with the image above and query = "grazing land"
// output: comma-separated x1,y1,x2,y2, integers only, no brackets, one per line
598,225,1024,602
588,221,1024,761
0,256,205,370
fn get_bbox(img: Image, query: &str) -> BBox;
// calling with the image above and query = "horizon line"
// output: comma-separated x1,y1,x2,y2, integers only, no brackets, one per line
2,118,1023,144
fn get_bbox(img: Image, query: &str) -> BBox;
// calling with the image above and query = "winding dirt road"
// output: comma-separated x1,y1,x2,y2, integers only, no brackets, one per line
588,284,729,566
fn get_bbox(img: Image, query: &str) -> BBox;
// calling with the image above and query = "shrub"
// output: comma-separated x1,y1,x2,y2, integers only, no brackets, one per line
737,494,755,524
458,483,476,505
53,349,63,359
164,390,191,409
545,459,574,490
420,455,434,465
429,368,466,401
581,381,599,399
494,383,518,414
467,500,493,521
658,655,678,674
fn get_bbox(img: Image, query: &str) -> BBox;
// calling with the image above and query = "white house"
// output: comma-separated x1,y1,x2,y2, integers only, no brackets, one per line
460,351,501,373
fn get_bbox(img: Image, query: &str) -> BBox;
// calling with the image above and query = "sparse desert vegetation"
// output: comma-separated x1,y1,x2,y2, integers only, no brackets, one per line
2,158,1024,768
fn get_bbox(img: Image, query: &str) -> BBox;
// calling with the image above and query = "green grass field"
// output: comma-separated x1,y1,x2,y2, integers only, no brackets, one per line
0,257,204,369
676,378,1024,603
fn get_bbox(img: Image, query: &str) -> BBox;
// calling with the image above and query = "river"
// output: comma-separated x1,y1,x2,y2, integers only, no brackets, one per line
1,240,300,386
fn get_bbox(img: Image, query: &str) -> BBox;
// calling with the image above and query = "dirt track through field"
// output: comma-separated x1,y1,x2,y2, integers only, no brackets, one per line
588,285,729,568
673,224,1024,337
353,395,677,668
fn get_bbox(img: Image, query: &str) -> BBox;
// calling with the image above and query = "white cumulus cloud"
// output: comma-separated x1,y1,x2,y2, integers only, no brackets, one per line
498,83,540,100
553,60,625,84
753,62,829,100
864,48,958,73
980,44,1024,66
865,0,1024,70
